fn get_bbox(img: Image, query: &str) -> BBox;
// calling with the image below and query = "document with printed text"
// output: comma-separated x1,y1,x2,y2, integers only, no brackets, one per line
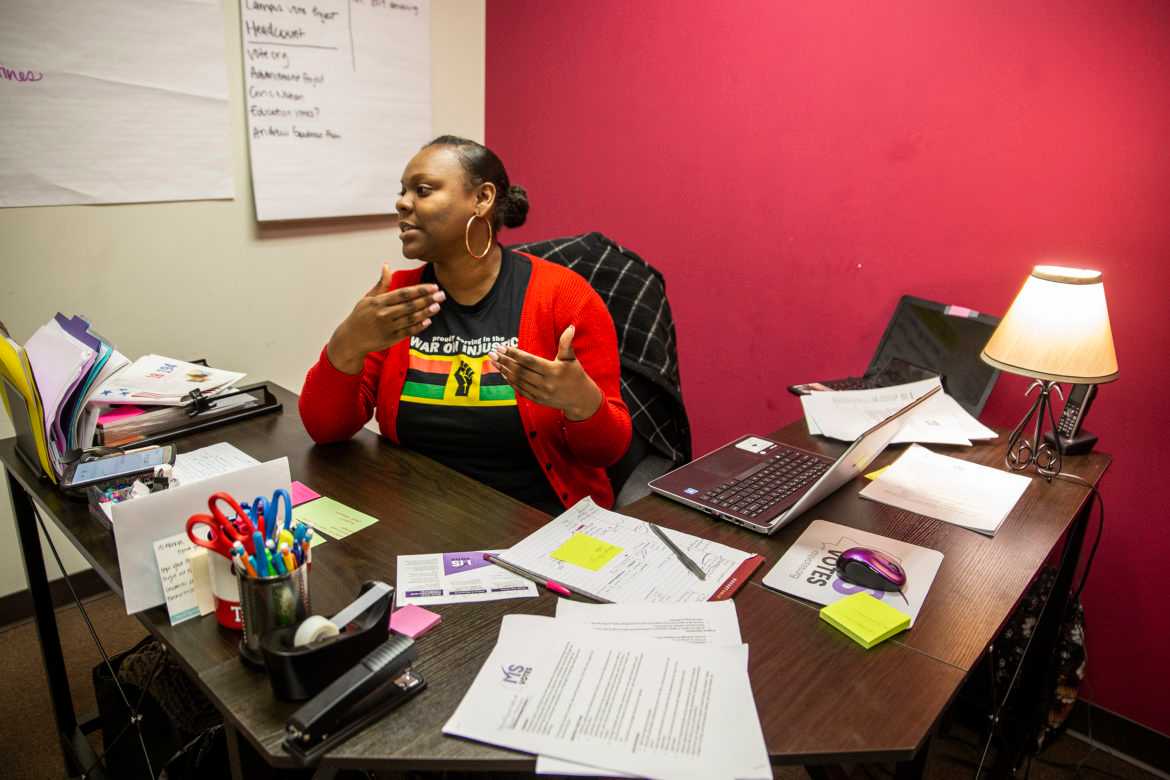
444,615,770,780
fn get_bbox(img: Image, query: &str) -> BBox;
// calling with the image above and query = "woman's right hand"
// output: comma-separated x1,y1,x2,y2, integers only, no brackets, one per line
326,264,445,374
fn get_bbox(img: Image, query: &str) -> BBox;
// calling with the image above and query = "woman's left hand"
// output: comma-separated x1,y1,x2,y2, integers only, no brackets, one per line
489,326,603,421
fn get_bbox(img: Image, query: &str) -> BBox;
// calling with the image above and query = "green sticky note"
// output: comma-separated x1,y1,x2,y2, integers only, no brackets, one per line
550,533,622,571
291,497,377,540
820,593,911,649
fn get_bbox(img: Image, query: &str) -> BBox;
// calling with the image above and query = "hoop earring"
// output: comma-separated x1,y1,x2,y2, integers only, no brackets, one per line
464,214,493,260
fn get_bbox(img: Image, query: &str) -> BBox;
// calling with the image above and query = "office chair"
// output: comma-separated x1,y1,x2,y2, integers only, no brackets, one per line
511,232,692,506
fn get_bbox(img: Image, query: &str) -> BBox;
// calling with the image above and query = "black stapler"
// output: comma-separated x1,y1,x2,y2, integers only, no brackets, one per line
283,634,426,766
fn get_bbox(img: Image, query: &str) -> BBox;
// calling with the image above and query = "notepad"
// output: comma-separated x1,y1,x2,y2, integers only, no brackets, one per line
820,593,910,649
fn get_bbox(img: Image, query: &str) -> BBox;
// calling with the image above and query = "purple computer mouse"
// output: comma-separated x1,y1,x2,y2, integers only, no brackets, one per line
836,547,907,592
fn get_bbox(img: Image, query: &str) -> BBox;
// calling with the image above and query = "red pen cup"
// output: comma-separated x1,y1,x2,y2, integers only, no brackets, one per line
209,553,243,630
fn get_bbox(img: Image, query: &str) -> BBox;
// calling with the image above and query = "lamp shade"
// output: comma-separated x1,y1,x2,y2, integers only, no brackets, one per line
981,265,1119,384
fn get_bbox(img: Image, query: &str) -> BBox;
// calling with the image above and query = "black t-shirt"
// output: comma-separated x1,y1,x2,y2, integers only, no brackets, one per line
396,249,563,514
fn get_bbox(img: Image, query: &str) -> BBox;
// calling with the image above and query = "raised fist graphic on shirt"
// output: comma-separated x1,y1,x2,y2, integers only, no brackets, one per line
453,361,474,397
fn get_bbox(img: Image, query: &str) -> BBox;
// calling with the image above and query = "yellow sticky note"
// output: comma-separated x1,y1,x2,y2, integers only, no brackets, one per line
864,465,889,481
550,533,622,571
820,592,910,649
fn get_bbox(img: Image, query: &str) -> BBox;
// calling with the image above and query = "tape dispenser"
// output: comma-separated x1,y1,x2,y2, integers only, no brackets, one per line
261,580,396,701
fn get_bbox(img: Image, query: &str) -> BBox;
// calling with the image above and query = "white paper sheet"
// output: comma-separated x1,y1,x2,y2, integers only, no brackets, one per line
91,355,245,406
802,377,996,445
172,442,259,485
0,0,232,207
859,444,1032,536
761,519,944,626
239,0,431,220
498,498,760,604
444,615,771,780
553,599,742,645
114,458,291,614
538,601,746,778
396,550,538,607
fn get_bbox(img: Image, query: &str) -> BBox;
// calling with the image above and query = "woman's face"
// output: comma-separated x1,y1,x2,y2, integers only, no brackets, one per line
396,146,489,261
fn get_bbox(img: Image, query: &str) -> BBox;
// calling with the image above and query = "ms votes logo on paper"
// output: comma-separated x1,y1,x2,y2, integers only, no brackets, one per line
501,664,532,686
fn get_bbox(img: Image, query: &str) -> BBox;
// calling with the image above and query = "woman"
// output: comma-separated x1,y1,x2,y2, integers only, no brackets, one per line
299,136,632,513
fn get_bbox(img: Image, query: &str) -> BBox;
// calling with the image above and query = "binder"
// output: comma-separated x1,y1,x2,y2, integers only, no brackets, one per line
0,331,58,482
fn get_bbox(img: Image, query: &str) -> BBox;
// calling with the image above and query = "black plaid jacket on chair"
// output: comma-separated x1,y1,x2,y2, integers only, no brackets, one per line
511,232,692,465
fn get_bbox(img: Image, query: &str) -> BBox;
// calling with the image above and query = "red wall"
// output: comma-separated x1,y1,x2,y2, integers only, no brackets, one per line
486,1,1170,735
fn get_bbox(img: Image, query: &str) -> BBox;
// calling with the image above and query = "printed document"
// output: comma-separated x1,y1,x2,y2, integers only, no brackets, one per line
802,377,996,445
859,444,1031,535
444,614,770,780
537,601,744,777
497,498,761,603
396,551,537,606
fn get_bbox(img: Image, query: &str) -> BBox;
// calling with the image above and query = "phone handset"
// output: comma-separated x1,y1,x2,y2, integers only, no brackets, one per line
1044,383,1098,455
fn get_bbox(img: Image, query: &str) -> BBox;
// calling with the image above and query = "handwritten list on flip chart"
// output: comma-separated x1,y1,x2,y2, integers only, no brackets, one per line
240,0,431,221
0,0,232,208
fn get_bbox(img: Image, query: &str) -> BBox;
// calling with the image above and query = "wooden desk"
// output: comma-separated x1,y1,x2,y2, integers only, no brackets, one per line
2,384,1108,778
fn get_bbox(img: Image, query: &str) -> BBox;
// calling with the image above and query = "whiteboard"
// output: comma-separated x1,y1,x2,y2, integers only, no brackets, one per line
240,0,432,221
0,0,233,208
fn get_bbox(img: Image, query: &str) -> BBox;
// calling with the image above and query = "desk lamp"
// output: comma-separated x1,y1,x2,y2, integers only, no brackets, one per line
980,265,1118,479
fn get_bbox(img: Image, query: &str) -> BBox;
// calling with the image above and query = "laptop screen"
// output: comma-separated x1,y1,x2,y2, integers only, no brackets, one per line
868,296,1000,417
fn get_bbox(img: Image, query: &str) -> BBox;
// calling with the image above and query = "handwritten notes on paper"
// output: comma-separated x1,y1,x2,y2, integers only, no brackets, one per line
1,1,232,207
239,0,432,220
153,534,201,625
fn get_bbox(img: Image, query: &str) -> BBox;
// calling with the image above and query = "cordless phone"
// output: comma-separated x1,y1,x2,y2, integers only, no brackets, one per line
1044,384,1098,455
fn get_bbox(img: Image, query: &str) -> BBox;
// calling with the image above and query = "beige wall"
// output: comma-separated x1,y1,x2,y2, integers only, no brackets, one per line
0,0,485,599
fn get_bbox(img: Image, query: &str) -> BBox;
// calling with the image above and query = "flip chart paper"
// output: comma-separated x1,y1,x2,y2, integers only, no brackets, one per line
239,0,432,220
0,0,232,207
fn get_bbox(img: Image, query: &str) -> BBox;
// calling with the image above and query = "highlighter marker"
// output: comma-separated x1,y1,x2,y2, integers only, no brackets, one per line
253,532,270,576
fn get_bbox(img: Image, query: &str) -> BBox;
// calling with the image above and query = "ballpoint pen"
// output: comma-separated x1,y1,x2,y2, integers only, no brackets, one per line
483,553,573,597
648,523,706,580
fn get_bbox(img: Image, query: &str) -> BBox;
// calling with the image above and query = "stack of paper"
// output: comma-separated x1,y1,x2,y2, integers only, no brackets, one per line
8,314,248,478
859,444,1032,536
90,354,245,406
496,498,764,603
800,377,997,446
444,603,771,779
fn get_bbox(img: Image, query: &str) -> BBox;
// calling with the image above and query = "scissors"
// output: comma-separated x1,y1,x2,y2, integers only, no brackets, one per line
247,488,293,544
186,492,258,560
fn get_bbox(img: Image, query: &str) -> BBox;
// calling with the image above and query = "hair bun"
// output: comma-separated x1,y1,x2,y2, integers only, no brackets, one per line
500,184,529,229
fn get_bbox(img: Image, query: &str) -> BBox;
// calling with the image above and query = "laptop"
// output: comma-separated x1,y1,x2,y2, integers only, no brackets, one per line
787,295,1001,417
648,385,939,535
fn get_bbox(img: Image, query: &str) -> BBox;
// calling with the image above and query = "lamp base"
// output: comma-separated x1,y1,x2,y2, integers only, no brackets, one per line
1005,380,1064,480
1044,428,1098,456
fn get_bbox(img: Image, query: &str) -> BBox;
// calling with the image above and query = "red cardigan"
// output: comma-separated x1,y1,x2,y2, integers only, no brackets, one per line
299,253,632,509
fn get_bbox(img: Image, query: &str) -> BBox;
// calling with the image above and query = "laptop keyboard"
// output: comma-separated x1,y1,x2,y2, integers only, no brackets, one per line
700,449,832,518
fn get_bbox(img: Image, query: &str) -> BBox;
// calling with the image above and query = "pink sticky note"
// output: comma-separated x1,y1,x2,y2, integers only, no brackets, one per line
290,481,321,506
390,605,441,638
97,406,145,425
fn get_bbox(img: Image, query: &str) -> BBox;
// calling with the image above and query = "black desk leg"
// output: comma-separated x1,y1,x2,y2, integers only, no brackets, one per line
7,471,103,777
894,741,930,779
998,498,1093,773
